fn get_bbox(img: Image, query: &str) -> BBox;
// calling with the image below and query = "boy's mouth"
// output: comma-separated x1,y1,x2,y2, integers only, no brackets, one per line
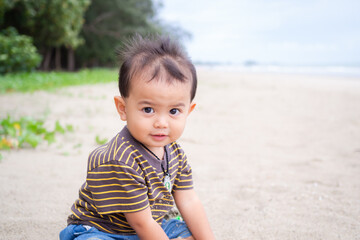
151,133,167,141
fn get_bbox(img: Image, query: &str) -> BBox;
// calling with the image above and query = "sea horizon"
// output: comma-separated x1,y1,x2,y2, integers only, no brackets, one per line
195,62,360,78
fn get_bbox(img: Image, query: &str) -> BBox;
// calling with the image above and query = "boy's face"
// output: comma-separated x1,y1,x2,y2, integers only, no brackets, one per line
114,74,196,156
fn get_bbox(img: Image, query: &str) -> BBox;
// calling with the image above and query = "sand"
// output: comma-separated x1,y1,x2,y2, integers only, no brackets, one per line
0,68,359,239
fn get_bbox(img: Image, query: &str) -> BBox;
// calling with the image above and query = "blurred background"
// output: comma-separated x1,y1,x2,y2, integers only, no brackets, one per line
0,0,190,73
1,0,359,75
159,0,360,76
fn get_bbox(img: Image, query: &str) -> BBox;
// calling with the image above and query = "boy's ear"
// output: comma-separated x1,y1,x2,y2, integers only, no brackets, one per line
114,96,127,121
187,102,196,116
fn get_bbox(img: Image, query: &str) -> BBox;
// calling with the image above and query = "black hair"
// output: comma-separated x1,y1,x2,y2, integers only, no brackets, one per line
117,35,197,101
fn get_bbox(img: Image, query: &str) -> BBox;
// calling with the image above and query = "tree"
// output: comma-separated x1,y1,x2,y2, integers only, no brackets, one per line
75,0,186,67
1,0,90,71
1,0,190,71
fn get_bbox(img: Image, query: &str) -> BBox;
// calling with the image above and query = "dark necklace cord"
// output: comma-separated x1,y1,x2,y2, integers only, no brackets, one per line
139,143,170,177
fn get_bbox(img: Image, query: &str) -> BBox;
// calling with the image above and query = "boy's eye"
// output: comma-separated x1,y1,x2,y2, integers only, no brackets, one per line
143,107,154,114
169,108,180,115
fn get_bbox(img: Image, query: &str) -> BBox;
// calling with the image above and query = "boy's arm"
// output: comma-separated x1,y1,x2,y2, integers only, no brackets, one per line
124,207,169,240
173,189,215,240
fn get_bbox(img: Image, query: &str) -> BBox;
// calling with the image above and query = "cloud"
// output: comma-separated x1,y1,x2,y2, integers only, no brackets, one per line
160,0,360,64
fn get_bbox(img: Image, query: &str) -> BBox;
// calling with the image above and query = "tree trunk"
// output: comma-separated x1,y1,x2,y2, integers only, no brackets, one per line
67,47,75,71
42,47,52,71
55,47,62,71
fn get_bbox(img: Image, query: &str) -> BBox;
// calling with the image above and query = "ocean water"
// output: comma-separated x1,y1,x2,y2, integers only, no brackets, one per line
198,64,360,78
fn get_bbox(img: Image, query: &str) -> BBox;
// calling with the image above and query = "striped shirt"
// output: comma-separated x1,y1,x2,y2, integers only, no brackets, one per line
67,126,193,235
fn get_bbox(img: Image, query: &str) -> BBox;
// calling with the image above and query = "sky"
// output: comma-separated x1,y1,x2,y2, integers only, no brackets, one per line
158,0,360,66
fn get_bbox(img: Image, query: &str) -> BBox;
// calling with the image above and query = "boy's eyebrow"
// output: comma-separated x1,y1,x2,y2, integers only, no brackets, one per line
138,101,186,108
170,103,186,108
138,100,153,105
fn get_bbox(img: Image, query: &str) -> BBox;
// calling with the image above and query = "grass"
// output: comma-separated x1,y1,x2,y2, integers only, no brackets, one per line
0,68,118,93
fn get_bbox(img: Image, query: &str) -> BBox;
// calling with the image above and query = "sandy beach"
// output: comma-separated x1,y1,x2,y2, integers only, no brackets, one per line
0,68,359,239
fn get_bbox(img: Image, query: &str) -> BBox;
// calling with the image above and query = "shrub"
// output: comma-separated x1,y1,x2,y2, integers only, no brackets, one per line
0,27,41,74
0,115,73,149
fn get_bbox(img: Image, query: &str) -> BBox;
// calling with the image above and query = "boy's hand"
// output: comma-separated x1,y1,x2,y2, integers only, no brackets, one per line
124,207,169,240
174,189,215,240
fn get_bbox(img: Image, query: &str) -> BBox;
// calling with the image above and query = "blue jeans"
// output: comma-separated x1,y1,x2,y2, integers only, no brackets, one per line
59,219,192,240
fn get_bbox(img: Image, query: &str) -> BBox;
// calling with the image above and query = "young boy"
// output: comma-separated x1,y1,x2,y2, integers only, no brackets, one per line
60,35,215,240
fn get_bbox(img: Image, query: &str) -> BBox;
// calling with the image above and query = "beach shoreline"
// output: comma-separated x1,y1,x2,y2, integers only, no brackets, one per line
0,69,359,239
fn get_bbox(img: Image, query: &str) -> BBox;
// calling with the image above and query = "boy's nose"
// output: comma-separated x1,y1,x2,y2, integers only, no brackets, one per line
154,116,168,128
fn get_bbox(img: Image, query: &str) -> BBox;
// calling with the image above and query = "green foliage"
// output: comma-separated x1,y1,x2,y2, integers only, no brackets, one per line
0,68,117,93
1,0,190,70
76,0,163,67
0,27,41,74
0,0,17,26
95,135,108,145
1,0,90,49
0,115,73,149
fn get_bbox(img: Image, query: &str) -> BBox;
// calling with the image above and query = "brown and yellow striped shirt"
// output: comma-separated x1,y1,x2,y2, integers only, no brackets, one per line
67,126,193,235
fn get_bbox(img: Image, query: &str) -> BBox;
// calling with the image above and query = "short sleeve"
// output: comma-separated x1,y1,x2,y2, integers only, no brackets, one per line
173,154,193,191
86,161,149,214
